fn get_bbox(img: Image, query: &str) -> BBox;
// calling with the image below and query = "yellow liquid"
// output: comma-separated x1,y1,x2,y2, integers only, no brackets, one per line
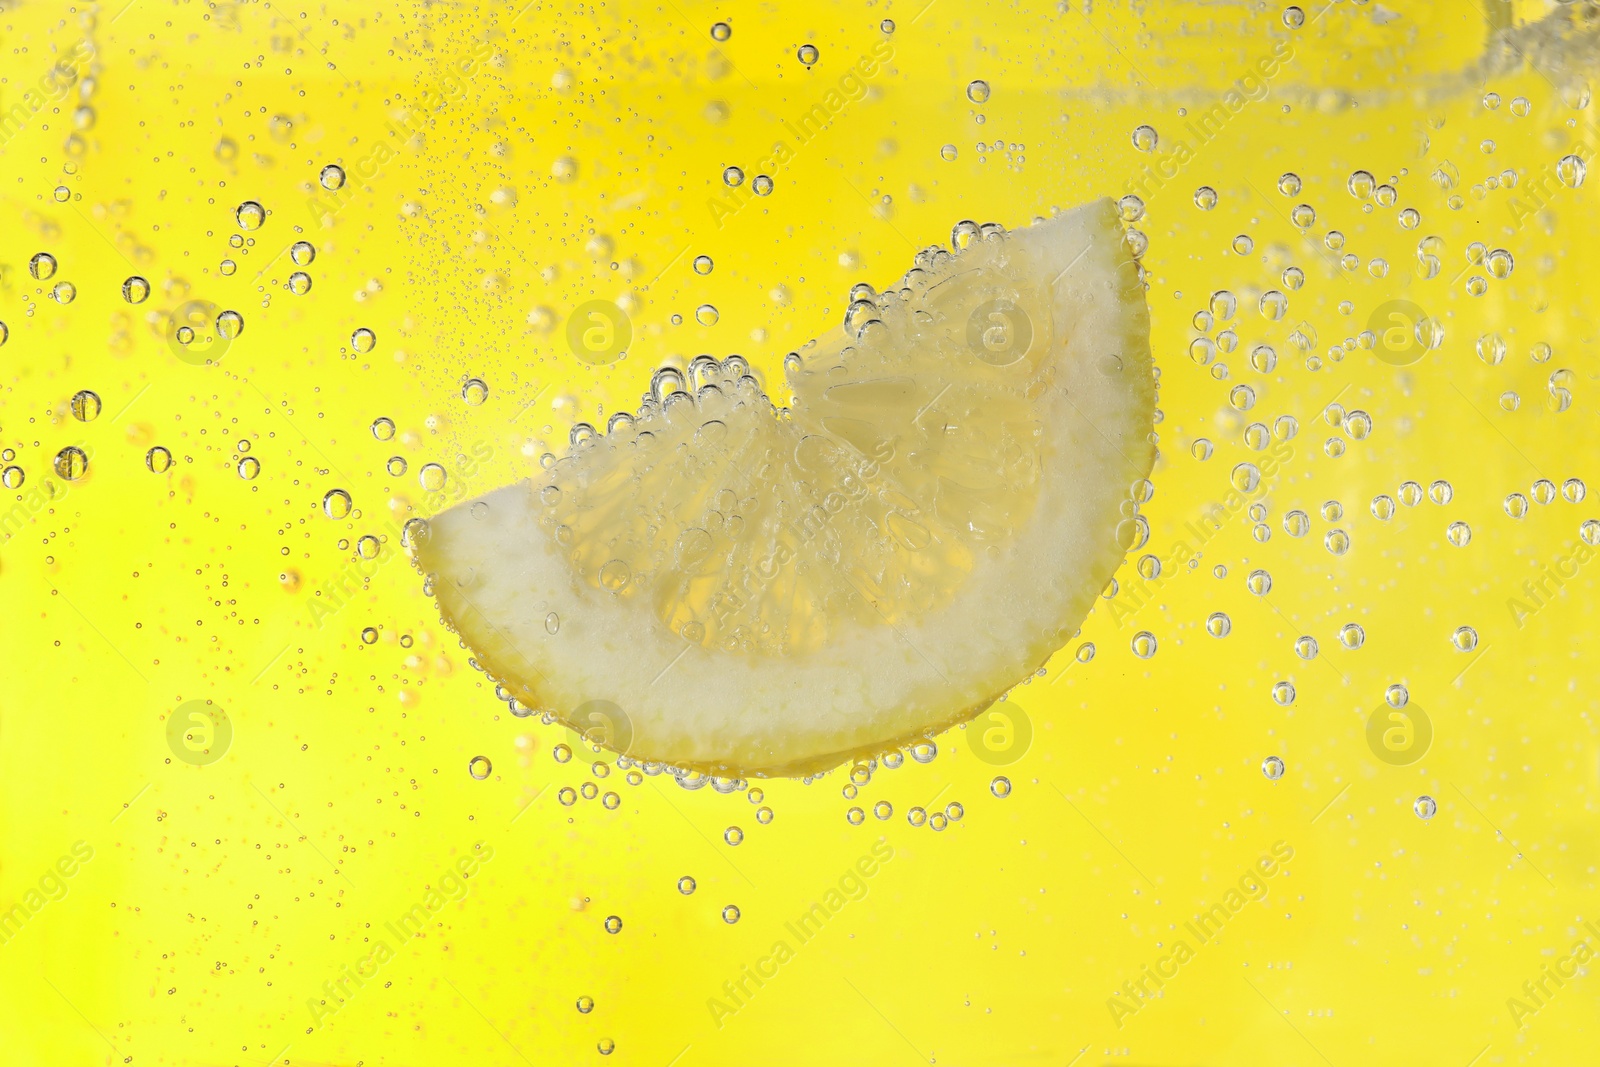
2,1,1597,1063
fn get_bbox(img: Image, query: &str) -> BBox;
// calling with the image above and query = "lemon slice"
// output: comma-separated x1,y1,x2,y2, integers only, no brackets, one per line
413,198,1155,776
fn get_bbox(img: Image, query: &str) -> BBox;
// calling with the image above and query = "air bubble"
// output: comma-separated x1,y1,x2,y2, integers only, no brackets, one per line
323,489,352,519
54,446,89,481
236,200,266,230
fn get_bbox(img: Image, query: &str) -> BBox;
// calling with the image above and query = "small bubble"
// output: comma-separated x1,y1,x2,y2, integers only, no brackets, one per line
462,378,489,405
1194,186,1218,210
722,165,745,187
290,240,316,266
1414,796,1437,820
695,304,719,326
1272,682,1295,706
70,389,101,422
1131,124,1158,151
846,806,865,825
1295,635,1319,660
873,800,893,820
1247,569,1272,596
145,446,173,473
29,252,58,280
710,20,731,40
1131,631,1158,659
323,489,353,519
966,80,991,104
907,806,927,827
360,627,378,645
692,254,714,275
288,272,312,295
419,463,447,492
577,995,595,1013
1232,234,1255,255
351,327,377,352
1206,612,1232,638
723,826,744,846
1282,5,1305,28
1262,756,1286,780
371,417,396,440
1558,154,1587,188
751,174,774,196
990,776,1012,798
1,466,24,490
236,200,266,230
797,44,819,66
940,144,958,161
216,310,244,339
320,164,346,191
51,281,76,304
722,905,741,923
1446,521,1472,547
235,455,260,480
468,755,492,780
54,446,88,481
1452,626,1479,652
604,915,623,934
1339,622,1366,650
122,276,150,304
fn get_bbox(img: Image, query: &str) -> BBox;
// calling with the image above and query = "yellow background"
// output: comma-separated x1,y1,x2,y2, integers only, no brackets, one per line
1,0,1597,1063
